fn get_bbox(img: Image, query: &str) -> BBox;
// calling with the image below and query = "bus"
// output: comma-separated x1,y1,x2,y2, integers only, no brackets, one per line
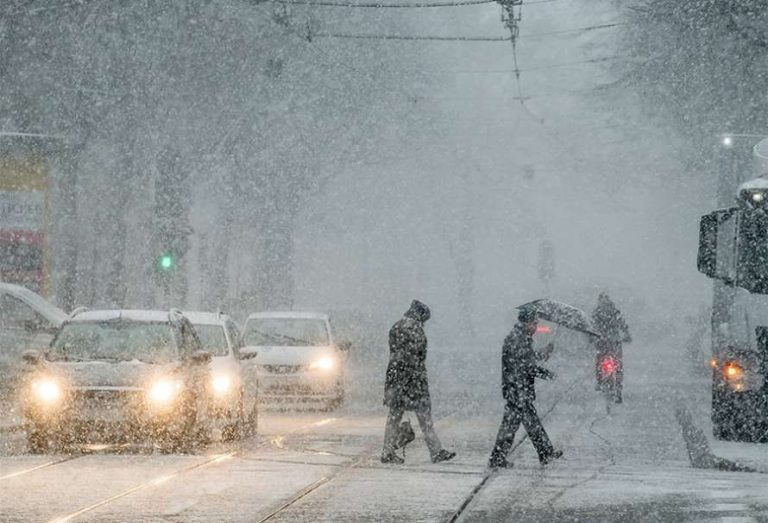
698,135,768,442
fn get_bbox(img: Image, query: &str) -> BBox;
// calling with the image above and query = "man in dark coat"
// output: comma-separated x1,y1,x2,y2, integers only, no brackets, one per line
381,300,456,464
488,308,562,469
592,292,631,401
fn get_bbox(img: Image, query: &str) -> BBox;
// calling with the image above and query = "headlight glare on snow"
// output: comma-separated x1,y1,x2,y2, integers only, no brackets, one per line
148,378,182,405
32,378,62,405
211,375,232,396
309,357,335,371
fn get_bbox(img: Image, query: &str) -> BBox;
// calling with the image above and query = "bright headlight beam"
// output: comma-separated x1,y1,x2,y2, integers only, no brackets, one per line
33,379,61,403
310,357,335,371
752,192,764,202
722,135,734,147
148,379,181,403
212,375,231,395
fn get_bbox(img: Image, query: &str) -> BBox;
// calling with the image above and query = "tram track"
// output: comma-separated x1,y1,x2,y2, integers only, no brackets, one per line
254,401,477,522
39,414,349,523
446,370,603,523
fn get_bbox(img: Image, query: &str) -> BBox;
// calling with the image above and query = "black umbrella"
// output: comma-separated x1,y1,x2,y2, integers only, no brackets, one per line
517,299,600,337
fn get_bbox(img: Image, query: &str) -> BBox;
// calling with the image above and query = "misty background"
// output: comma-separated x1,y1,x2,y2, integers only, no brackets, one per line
4,0,764,352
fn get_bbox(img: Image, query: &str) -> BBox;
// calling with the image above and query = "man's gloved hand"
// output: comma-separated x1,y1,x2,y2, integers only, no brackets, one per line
539,342,555,360
538,367,556,380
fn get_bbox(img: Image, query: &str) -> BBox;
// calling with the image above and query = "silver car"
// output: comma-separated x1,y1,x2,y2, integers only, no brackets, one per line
19,309,213,453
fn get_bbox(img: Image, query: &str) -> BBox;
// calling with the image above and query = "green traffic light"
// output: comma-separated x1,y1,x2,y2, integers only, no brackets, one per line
159,254,174,271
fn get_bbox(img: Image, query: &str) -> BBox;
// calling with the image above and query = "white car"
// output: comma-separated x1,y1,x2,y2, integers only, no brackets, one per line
0,283,67,395
241,312,349,410
183,311,259,439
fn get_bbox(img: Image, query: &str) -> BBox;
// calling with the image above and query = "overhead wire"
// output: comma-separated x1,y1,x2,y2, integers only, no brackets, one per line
310,23,624,42
272,0,562,7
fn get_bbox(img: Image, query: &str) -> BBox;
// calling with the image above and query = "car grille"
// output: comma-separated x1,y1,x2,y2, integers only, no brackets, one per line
71,388,143,411
261,364,303,374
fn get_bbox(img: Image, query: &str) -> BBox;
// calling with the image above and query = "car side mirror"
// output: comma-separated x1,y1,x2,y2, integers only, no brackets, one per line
338,341,352,353
239,348,258,360
22,350,41,365
191,350,212,365
698,208,738,284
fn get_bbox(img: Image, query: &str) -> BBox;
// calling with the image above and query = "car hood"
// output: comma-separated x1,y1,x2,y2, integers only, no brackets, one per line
244,345,336,366
45,360,179,389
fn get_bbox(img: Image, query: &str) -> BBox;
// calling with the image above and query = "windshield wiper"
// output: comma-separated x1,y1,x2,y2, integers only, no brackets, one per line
249,329,309,345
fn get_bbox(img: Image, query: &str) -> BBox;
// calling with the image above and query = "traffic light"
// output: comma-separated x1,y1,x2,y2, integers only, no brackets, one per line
157,252,175,272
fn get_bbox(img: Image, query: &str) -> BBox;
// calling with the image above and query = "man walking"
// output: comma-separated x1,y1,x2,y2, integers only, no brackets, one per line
382,300,456,464
488,308,562,469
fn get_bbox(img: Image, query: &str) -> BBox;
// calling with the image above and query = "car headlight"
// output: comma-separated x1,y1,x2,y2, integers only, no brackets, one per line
32,378,62,404
309,357,335,371
211,375,232,396
148,378,183,404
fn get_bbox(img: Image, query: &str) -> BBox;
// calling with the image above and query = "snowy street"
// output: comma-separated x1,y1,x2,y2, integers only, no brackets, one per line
3,339,767,523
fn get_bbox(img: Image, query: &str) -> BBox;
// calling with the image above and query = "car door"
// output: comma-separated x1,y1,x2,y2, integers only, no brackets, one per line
0,293,55,393
230,321,258,409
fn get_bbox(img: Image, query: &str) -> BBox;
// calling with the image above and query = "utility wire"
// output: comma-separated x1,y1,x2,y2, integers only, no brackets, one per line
448,55,620,73
311,23,623,42
274,0,493,6
272,0,561,7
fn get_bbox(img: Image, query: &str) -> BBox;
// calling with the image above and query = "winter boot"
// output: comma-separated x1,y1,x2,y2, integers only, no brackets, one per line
381,453,405,464
431,449,456,463
488,455,513,469
540,449,564,466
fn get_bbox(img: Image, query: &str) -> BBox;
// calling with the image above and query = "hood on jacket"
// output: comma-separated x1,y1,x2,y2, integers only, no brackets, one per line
404,300,431,323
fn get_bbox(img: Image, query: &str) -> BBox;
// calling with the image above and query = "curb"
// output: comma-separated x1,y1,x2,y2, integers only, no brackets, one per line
675,406,758,473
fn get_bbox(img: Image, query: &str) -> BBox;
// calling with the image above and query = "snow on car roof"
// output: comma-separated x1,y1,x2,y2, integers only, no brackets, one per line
0,282,67,326
68,309,175,323
738,177,768,193
246,311,329,321
182,311,229,326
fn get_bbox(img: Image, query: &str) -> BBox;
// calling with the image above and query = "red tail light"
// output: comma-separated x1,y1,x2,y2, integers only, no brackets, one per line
601,357,618,375
536,325,552,335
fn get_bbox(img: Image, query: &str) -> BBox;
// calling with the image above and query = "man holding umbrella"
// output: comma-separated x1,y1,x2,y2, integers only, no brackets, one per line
489,307,563,469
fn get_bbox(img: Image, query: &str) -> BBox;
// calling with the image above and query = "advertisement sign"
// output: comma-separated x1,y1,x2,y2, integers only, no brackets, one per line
0,190,45,230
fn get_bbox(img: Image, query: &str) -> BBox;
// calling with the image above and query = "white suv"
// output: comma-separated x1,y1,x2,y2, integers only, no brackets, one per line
241,312,349,410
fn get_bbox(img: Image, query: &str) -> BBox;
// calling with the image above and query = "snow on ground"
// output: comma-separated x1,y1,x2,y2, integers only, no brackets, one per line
2,335,768,522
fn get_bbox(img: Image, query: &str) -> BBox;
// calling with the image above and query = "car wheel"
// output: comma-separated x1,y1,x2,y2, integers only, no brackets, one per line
222,397,245,443
27,424,50,454
245,402,258,438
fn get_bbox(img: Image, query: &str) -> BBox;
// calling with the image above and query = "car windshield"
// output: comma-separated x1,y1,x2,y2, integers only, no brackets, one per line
194,324,229,356
48,321,177,363
243,318,329,347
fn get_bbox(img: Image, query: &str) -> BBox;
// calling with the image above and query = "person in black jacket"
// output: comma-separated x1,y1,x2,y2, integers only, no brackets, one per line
592,292,631,401
381,300,456,464
488,308,562,469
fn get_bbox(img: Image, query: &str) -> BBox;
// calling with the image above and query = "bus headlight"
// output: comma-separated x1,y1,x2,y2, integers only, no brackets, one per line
309,357,335,372
723,362,743,381
148,378,183,405
32,378,62,405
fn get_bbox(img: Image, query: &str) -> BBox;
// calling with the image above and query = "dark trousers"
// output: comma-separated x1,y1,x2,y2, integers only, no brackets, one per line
490,398,554,464
382,403,442,458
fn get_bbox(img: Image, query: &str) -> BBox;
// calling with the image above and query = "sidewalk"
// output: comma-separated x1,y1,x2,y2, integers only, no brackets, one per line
711,440,768,472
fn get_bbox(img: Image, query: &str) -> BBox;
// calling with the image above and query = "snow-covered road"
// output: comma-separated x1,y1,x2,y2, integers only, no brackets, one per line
2,338,768,522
